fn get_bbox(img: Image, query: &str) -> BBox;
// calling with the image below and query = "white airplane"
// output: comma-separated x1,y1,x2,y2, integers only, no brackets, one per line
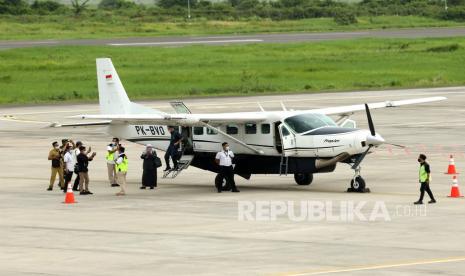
61,58,446,192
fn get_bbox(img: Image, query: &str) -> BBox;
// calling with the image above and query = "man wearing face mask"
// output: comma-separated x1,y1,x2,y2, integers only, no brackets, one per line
215,142,239,193
63,145,75,193
414,154,436,205
106,141,119,187
47,141,64,191
115,147,129,196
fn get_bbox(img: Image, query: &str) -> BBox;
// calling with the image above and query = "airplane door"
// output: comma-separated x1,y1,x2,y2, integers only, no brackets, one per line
278,124,296,157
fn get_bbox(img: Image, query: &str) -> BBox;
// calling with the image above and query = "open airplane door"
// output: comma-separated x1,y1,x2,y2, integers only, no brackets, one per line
278,124,296,157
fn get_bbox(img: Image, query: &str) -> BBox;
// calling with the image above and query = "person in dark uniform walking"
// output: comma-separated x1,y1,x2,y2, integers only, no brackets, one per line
215,142,239,193
164,126,182,171
414,154,436,204
141,144,159,190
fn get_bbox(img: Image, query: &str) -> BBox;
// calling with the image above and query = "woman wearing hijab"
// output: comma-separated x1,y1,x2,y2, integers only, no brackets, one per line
140,144,159,189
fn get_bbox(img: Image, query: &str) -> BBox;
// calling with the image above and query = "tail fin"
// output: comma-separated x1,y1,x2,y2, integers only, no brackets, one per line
96,58,166,116
97,58,132,114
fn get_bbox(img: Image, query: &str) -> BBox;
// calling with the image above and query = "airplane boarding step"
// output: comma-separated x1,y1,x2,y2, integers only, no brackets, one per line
279,155,288,176
162,155,194,179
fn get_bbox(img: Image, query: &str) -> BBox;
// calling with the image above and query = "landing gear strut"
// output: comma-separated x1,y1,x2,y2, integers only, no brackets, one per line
347,167,370,193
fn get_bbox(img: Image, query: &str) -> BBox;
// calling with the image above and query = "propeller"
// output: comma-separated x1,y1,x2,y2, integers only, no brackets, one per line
351,103,405,169
365,103,375,137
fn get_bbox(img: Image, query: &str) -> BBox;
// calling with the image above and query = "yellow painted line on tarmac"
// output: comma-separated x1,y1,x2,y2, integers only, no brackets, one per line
277,256,465,276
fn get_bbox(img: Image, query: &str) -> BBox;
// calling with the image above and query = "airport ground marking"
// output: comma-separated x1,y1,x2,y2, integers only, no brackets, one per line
280,256,465,276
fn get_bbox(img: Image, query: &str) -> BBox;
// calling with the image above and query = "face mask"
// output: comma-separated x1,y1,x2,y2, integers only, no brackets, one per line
54,145,59,149
225,146,230,151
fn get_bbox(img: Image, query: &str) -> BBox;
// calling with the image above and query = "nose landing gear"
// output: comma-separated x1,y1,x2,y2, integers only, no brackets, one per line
347,167,370,193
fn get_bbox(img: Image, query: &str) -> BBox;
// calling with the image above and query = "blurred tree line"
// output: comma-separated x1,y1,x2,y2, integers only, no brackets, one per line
2,0,465,24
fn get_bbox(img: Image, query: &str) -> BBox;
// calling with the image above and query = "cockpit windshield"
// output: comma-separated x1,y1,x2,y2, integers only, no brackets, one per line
284,113,336,134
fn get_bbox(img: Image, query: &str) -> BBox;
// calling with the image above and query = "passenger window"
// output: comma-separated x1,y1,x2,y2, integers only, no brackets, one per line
226,125,238,135
193,127,204,135
245,123,257,134
261,124,270,134
207,128,218,135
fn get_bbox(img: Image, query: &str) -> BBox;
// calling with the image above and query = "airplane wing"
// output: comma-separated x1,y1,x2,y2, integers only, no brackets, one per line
70,112,267,125
50,121,111,128
311,96,447,115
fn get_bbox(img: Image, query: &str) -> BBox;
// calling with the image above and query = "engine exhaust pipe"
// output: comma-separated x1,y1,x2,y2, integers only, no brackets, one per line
316,152,350,169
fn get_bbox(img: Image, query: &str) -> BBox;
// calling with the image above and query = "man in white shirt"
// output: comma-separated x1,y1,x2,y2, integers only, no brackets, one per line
215,142,239,193
63,145,75,193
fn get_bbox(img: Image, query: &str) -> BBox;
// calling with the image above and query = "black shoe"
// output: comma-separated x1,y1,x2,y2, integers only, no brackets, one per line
428,200,437,204
86,190,93,195
111,183,120,187
414,201,423,205
217,189,222,193
72,188,79,191
231,189,240,193
150,187,155,190
80,191,87,195
140,186,146,189
47,187,52,191
164,167,171,172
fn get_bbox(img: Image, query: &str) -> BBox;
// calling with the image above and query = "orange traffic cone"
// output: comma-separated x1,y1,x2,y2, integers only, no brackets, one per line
445,155,459,175
448,176,463,198
63,184,77,204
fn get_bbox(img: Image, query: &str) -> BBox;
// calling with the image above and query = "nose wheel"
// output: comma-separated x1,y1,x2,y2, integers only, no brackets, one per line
347,167,370,193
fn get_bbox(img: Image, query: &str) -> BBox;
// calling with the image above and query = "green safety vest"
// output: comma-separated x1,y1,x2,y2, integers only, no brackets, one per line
116,155,128,172
419,164,428,182
106,152,114,161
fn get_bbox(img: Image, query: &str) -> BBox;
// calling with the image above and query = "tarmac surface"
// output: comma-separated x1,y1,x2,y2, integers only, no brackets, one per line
2,27,465,49
1,87,465,275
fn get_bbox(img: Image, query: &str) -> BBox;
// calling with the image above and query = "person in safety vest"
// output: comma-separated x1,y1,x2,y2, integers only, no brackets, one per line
106,141,119,187
414,154,436,205
115,146,129,196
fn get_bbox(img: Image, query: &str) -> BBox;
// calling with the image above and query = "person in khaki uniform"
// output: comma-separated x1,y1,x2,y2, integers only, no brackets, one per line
47,141,64,191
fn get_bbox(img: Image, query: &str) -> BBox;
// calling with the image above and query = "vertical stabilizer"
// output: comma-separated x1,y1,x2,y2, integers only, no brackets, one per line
96,58,132,114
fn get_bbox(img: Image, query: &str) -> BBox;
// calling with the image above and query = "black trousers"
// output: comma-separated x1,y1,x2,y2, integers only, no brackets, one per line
164,146,178,169
217,166,237,191
72,171,80,190
64,171,73,189
419,181,435,201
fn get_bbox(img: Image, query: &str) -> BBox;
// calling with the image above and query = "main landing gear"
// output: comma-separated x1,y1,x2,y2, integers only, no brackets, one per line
347,167,370,193
294,173,313,185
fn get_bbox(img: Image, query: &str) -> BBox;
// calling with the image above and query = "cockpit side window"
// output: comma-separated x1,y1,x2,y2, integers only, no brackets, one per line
284,113,336,134
281,126,290,136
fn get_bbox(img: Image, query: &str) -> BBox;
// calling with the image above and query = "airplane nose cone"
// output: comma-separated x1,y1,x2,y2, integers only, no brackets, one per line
366,133,385,146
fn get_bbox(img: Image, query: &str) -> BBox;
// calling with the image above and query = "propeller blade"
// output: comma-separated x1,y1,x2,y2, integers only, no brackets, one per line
365,103,376,136
351,146,372,170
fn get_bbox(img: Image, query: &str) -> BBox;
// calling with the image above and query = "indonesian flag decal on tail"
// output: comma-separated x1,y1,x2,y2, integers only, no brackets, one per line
104,70,113,82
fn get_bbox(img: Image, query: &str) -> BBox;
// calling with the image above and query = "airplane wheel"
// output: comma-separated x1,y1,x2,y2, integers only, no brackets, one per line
350,176,366,192
294,173,313,185
215,174,231,191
